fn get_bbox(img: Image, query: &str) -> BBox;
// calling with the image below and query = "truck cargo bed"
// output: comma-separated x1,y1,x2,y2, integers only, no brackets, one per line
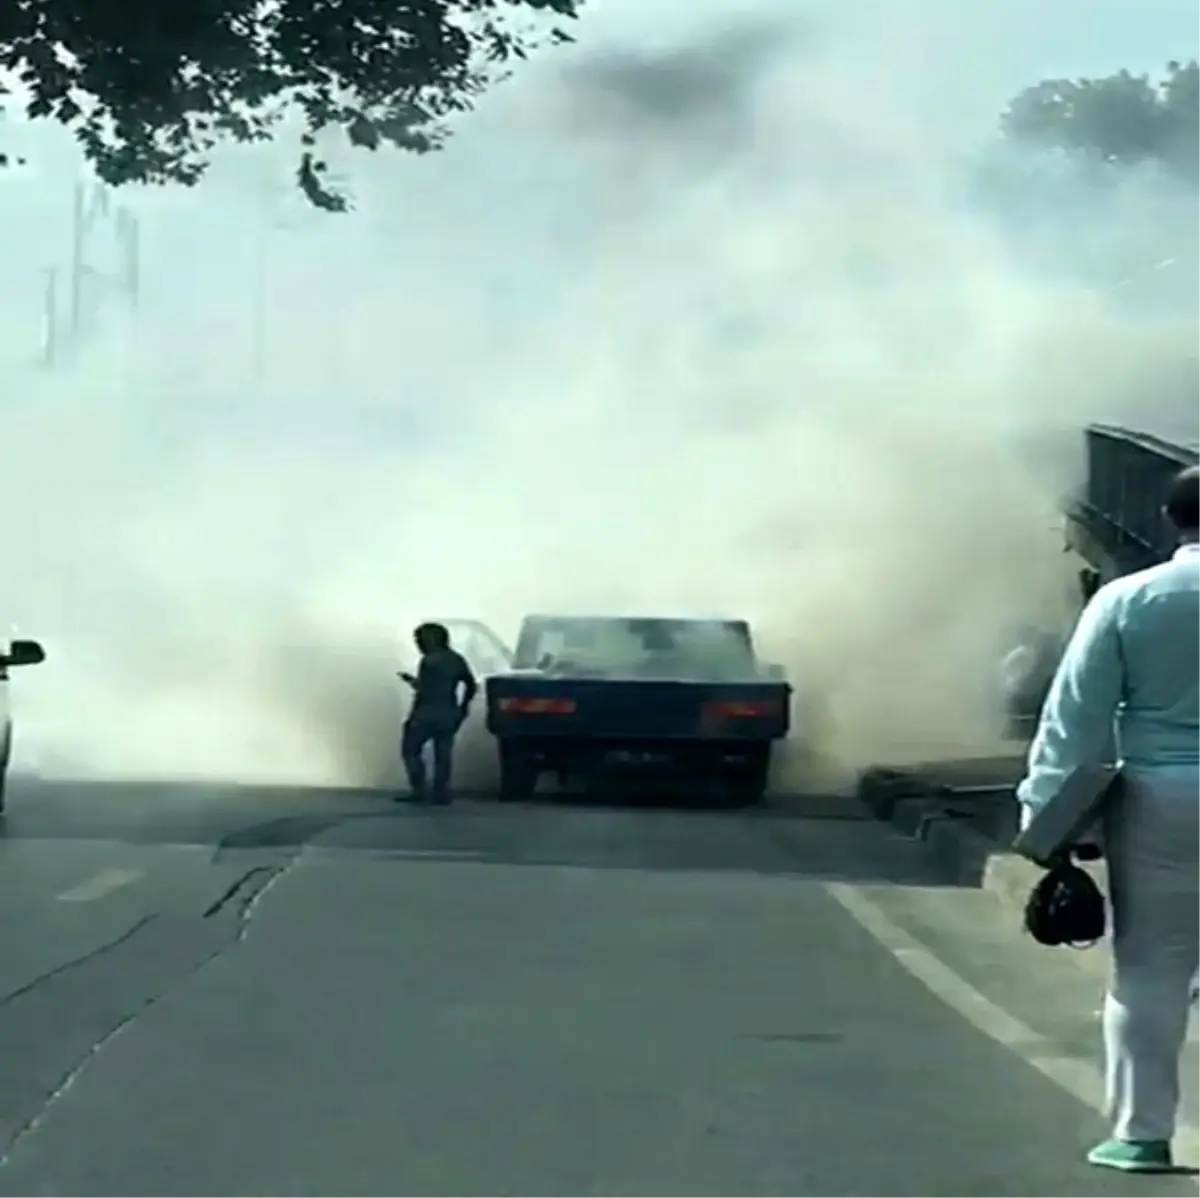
485,674,790,742
485,672,790,805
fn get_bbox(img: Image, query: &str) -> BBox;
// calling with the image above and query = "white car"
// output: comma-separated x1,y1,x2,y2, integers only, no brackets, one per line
0,638,47,812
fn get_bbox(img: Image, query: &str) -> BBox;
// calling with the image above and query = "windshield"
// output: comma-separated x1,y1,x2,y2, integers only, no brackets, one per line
515,617,756,679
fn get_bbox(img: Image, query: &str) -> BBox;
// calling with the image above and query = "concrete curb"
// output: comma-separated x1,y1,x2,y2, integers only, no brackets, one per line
857,769,1111,984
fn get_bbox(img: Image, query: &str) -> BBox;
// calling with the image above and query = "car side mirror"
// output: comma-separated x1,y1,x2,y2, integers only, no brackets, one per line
5,639,46,668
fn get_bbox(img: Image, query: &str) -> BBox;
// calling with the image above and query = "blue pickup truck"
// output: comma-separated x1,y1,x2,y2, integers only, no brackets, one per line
469,614,790,806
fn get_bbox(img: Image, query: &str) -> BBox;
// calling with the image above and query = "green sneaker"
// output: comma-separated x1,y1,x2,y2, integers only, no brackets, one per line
1086,1138,1173,1173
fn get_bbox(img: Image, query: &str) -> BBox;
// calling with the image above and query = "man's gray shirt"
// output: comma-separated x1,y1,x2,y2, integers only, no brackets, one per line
410,649,476,726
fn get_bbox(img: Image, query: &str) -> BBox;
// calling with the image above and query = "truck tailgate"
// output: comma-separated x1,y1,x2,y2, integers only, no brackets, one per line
485,675,790,741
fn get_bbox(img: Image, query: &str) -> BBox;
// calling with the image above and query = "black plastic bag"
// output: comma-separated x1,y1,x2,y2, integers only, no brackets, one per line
1023,855,1107,948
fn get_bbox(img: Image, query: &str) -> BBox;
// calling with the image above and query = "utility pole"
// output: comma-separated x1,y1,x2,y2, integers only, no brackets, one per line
42,179,140,367
251,223,269,386
249,178,320,388
40,268,59,368
115,206,140,312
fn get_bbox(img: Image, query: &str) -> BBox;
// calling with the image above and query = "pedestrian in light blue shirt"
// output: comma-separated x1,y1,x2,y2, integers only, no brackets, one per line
1018,464,1199,1175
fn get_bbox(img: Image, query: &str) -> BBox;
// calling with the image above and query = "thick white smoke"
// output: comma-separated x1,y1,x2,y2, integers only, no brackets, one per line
1,0,1195,790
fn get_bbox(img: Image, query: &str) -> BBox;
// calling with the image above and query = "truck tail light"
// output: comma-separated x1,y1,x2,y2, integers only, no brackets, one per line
703,699,776,719
498,696,577,715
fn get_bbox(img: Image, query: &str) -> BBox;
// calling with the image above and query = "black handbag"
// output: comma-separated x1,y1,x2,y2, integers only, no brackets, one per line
1023,852,1107,948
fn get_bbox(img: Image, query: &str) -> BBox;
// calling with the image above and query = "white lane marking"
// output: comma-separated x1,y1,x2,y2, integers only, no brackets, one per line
827,882,1200,1178
57,868,143,904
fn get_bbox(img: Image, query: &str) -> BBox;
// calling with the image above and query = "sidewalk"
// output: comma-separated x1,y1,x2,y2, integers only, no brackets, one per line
856,758,1114,990
864,758,1200,1051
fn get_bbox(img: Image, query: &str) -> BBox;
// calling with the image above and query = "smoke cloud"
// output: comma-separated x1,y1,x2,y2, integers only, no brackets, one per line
1,0,1195,791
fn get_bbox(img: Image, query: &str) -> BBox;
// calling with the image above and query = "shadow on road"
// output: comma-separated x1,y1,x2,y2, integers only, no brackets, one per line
0,774,973,889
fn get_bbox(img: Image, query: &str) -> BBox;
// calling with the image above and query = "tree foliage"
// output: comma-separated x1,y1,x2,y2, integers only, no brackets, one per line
1001,59,1198,181
0,0,581,210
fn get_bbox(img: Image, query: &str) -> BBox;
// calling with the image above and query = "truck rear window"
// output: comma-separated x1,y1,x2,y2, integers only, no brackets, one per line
515,617,756,679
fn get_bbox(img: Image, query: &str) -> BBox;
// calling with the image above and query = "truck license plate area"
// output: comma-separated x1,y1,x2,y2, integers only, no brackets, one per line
603,749,671,768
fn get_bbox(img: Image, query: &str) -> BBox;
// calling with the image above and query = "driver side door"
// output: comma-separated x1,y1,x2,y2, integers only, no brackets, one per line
437,620,514,678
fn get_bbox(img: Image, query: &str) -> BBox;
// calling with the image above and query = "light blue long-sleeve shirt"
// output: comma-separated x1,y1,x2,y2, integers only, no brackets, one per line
1017,543,1200,815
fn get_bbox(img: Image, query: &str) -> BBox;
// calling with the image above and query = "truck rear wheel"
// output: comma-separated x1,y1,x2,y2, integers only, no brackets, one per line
498,743,538,802
727,748,770,808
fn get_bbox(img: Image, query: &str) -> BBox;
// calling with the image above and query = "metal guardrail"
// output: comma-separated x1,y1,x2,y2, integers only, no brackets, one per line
1086,422,1199,464
857,767,1017,846
1067,423,1199,576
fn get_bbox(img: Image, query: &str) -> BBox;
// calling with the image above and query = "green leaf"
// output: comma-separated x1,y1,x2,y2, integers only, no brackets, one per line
1,0,588,210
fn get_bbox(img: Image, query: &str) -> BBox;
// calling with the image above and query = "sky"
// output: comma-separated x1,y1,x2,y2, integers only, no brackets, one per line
0,0,1196,788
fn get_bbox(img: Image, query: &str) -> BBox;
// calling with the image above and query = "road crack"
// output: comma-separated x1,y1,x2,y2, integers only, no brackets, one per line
0,849,306,1169
202,865,276,918
0,802,367,1169
0,915,158,1008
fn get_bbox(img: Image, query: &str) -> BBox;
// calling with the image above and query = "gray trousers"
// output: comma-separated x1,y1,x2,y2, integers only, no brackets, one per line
1103,769,1199,1142
401,712,461,801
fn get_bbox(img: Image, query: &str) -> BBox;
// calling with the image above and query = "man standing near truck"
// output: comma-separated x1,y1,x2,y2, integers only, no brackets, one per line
1017,464,1199,1174
1000,625,1066,738
398,622,478,806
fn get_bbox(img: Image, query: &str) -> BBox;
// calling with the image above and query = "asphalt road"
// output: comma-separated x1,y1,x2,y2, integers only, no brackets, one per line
0,777,1195,1197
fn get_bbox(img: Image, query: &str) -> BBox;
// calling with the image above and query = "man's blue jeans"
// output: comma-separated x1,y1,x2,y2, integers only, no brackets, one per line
401,713,459,802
